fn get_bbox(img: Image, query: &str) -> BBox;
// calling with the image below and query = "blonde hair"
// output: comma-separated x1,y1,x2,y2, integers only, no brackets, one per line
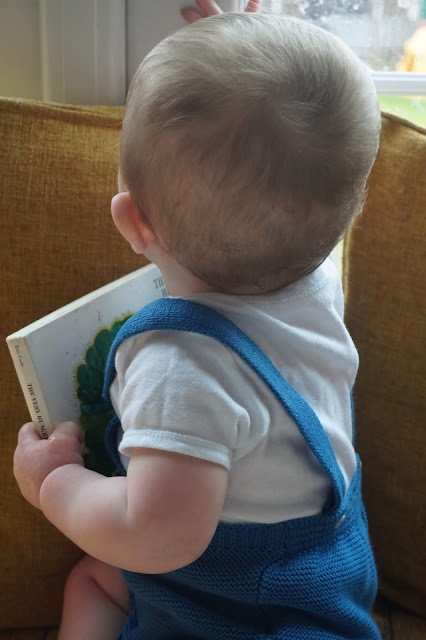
121,13,381,292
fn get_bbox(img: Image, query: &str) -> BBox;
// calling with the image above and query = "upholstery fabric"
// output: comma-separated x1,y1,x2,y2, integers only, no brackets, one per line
343,112,426,617
0,98,145,628
0,632,57,640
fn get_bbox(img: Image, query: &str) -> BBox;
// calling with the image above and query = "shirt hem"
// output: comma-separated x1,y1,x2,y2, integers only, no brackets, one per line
119,428,232,470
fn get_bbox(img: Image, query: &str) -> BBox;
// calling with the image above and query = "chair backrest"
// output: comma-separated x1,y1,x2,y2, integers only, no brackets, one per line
343,112,426,617
0,99,145,627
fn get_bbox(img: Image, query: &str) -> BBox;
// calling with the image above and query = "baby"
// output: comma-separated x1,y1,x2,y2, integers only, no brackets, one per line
14,5,382,640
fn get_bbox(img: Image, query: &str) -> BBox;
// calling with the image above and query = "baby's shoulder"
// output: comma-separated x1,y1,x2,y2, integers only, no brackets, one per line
115,327,239,380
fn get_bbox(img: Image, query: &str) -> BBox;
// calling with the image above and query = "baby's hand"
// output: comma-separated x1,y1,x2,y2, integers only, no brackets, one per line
182,0,260,24
13,421,84,510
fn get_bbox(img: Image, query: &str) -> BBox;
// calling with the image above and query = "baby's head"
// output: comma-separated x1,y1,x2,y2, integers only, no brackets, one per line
118,13,380,293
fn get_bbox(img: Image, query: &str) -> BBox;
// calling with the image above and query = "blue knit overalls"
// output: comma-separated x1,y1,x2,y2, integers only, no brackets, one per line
103,298,380,640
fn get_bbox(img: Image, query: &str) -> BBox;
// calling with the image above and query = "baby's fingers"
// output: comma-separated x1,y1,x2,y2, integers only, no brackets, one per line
181,1,222,24
196,0,223,16
51,421,83,444
18,422,41,444
48,422,85,466
49,422,84,449
245,0,261,12
181,8,204,23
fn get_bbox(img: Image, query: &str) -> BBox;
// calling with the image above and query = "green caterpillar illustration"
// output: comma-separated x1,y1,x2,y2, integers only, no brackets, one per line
75,314,133,476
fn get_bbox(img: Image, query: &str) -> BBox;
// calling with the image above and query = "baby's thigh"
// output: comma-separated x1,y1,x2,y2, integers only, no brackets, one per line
69,554,131,614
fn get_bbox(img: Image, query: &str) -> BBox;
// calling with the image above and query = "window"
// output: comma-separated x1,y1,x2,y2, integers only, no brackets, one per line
254,0,426,126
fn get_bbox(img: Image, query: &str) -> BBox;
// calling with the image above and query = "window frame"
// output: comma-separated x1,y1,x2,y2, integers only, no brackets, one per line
372,72,426,95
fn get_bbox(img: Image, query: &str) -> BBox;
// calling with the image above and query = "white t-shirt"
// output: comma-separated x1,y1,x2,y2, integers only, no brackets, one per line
110,257,358,524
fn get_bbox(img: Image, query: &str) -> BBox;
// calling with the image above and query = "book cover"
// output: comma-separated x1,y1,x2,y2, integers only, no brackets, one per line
7,263,168,475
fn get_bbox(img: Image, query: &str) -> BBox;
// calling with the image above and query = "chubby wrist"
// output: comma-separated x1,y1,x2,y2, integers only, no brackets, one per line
39,463,85,517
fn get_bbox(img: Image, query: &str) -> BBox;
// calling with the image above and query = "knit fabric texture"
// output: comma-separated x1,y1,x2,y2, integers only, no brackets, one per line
343,112,426,616
103,299,380,639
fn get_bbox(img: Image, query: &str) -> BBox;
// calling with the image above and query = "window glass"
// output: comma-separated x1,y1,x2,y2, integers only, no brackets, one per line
378,94,426,125
258,0,424,71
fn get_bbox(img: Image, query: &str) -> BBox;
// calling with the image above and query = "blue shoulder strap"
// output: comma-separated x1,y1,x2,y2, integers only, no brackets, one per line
103,298,346,511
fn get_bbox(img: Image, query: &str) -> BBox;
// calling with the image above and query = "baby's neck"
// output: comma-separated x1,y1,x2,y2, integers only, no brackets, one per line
160,265,302,298
146,243,303,298
147,245,216,297
162,267,216,297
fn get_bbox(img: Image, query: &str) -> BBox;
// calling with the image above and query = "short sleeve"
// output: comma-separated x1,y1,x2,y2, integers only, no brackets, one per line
110,330,255,470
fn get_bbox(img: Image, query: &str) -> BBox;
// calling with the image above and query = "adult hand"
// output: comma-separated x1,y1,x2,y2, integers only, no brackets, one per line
13,421,84,510
182,0,261,24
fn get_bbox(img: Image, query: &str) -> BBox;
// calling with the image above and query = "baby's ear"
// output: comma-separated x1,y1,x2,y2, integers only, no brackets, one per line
111,192,155,254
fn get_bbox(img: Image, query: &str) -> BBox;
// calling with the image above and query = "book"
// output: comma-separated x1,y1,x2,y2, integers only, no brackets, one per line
7,263,168,475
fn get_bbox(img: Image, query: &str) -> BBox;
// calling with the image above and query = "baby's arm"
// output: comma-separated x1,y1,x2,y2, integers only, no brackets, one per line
39,445,228,573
